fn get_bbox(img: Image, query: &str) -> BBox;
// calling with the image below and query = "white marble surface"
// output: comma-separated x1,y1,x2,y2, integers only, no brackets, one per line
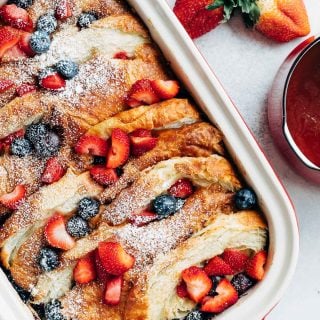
167,1,320,319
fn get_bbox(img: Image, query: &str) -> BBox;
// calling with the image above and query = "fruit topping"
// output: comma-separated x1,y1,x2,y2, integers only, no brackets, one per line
0,26,20,58
113,51,129,59
18,31,35,56
124,96,141,108
73,255,97,284
75,135,108,157
36,14,57,34
125,79,160,107
185,310,210,320
94,249,109,282
221,249,249,273
234,188,257,210
98,241,135,276
151,80,180,100
0,129,25,148
1,43,26,60
176,281,188,298
33,130,61,157
7,0,33,9
38,247,60,272
78,197,100,221
152,195,181,218
66,215,90,238
201,278,238,313
44,300,64,320
29,30,51,54
41,157,66,184
203,256,234,276
208,275,223,296
77,12,97,29
181,266,212,303
0,4,33,32
245,250,267,281
0,79,14,93
130,128,152,138
90,166,119,186
25,123,48,144
129,133,158,157
168,178,193,199
10,137,33,156
16,83,37,96
39,68,66,91
55,59,79,79
106,128,130,168
0,184,26,209
55,0,72,21
92,156,106,165
104,275,123,306
129,210,158,227
44,214,75,250
231,273,254,296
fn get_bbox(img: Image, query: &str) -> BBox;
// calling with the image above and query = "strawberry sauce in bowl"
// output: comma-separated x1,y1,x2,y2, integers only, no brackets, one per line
268,36,320,183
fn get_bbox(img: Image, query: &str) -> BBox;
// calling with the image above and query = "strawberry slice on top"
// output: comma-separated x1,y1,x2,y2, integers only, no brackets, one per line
0,79,14,93
16,83,37,97
181,266,212,303
129,128,158,157
221,249,249,273
90,166,119,186
45,213,75,250
39,72,66,91
98,241,135,276
74,254,97,285
106,128,130,169
104,275,123,306
0,4,33,32
203,256,234,276
18,31,35,57
55,0,72,21
41,157,66,184
0,26,21,58
245,250,267,281
0,184,26,210
75,135,108,157
129,210,158,227
168,178,193,199
201,278,239,313
151,80,180,100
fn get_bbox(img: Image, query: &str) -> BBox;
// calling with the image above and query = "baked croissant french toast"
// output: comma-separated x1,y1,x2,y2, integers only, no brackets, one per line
0,0,269,319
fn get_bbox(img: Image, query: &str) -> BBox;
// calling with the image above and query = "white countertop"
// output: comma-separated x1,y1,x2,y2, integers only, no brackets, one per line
167,1,320,318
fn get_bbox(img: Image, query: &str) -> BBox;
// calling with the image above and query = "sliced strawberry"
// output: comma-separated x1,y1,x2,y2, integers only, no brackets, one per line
104,275,123,306
168,179,193,199
201,278,239,313
245,250,267,281
130,129,152,138
181,266,212,303
221,249,249,273
16,83,37,97
74,254,97,284
94,249,110,282
41,157,66,184
113,51,129,59
44,213,75,250
0,26,21,58
106,128,130,168
0,184,26,210
39,72,66,91
1,44,26,61
18,31,35,57
98,241,135,276
0,5,33,32
55,0,72,21
129,210,158,227
75,135,108,157
0,79,14,93
126,79,160,107
130,135,157,157
151,80,180,100
124,96,141,108
0,128,25,147
176,281,188,298
203,256,234,276
90,166,118,186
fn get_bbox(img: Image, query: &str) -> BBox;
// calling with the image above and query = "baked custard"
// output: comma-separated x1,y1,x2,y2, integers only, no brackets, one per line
0,0,268,319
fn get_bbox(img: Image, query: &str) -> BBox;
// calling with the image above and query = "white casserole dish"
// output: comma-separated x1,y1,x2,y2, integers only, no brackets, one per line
0,1,299,319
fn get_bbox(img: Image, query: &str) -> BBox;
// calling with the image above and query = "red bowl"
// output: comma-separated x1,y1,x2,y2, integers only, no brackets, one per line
268,36,320,183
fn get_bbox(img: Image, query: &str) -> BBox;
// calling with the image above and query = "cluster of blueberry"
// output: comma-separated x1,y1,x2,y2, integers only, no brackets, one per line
38,197,100,272
10,123,60,158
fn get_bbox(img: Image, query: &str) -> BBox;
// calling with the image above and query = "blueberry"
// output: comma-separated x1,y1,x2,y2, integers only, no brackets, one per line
77,12,98,29
10,138,33,157
234,188,257,210
25,123,49,144
38,247,60,272
208,276,223,296
93,156,106,165
66,216,90,238
29,31,51,54
8,0,33,9
152,195,178,218
44,300,65,320
34,131,60,157
231,273,254,296
36,14,58,34
55,60,79,79
185,310,210,320
78,197,100,220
